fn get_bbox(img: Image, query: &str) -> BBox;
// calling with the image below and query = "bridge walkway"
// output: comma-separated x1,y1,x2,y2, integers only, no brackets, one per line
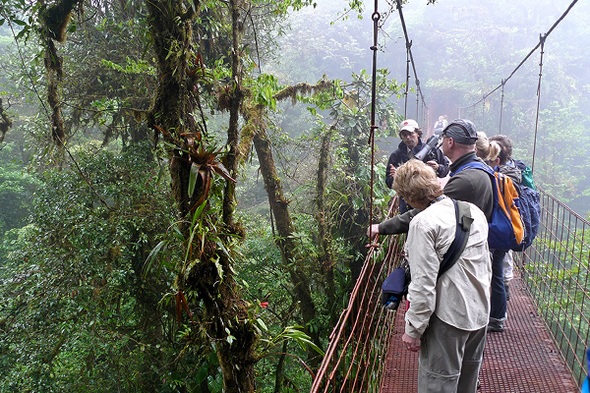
381,270,580,393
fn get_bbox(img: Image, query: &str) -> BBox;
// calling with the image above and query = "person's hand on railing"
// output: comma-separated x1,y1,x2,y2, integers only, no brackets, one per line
367,224,380,239
366,224,381,249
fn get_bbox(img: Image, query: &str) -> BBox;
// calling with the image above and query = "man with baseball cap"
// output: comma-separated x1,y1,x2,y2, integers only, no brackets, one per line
439,119,493,219
385,119,449,212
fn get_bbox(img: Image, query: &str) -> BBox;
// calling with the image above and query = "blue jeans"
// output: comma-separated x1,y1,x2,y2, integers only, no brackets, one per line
490,249,507,320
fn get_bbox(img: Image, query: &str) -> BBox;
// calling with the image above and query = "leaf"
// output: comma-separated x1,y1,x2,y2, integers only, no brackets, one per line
213,255,224,283
275,325,324,355
174,291,192,325
188,162,199,196
211,162,236,183
256,318,268,332
142,240,168,279
225,328,235,345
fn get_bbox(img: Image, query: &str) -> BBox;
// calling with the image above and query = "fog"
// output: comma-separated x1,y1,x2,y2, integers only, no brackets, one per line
267,0,590,216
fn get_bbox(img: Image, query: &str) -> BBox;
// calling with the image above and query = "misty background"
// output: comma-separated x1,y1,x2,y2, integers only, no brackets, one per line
265,0,590,217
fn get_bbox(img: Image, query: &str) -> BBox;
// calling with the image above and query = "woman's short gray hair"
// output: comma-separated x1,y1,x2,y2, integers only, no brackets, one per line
393,160,443,206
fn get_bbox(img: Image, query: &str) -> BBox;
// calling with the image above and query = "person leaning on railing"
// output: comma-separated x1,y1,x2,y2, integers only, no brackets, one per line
369,159,491,393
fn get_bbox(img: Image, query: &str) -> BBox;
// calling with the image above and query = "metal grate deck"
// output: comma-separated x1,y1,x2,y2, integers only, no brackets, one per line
381,271,580,392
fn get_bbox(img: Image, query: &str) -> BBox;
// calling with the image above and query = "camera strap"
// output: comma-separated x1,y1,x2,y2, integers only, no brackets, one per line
438,199,473,278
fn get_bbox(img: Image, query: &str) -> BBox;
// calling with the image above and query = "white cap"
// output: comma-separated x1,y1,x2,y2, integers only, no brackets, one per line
399,119,419,135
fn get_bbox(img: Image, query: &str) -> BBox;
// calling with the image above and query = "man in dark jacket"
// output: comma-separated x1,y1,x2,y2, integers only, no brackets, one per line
386,119,449,212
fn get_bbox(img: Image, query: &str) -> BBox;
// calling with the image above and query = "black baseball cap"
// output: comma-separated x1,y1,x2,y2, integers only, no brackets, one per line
441,119,478,144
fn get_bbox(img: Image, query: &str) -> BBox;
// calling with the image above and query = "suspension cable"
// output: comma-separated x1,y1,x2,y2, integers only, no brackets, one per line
403,42,411,118
415,88,419,122
499,80,505,134
531,34,546,173
396,0,428,121
461,0,579,110
368,0,380,241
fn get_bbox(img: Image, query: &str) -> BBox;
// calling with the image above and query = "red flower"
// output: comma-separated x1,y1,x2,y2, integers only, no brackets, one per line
260,301,269,309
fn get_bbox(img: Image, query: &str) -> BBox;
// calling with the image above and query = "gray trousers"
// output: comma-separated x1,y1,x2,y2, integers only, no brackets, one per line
418,315,487,393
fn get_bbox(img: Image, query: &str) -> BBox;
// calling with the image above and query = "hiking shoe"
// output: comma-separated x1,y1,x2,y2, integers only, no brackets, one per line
487,319,505,333
487,323,504,333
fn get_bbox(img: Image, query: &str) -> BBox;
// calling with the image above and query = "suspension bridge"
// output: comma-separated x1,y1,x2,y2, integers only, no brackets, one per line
310,0,588,391
310,190,589,392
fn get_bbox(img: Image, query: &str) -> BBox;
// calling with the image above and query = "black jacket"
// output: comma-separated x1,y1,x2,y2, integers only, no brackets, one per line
385,138,449,189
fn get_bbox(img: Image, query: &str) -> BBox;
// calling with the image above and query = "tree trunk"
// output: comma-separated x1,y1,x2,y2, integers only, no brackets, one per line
44,38,66,148
145,1,258,391
0,98,12,143
223,0,243,226
251,116,321,364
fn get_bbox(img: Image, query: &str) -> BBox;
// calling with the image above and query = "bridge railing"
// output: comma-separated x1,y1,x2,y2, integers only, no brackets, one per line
517,188,590,387
309,224,405,392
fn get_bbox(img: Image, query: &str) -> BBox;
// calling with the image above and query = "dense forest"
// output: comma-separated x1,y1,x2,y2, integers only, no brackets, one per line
0,0,589,391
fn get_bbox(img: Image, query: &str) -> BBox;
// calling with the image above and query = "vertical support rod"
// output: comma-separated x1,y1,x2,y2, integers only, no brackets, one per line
499,80,505,134
368,0,381,240
532,34,546,172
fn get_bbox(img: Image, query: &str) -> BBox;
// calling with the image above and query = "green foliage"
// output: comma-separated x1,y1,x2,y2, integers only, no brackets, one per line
0,144,40,247
4,0,589,389
0,145,213,392
527,101,590,201
101,57,156,76
250,73,280,110
235,212,335,392
323,69,400,233
261,325,323,355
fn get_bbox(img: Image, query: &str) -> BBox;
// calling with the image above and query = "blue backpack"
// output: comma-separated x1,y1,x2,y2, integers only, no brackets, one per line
453,161,524,251
512,160,541,251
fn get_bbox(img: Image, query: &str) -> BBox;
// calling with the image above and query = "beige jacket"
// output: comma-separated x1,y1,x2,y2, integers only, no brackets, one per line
404,196,491,338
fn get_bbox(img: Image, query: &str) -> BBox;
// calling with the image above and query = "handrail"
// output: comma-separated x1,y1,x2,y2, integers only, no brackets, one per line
310,208,405,392
517,188,590,387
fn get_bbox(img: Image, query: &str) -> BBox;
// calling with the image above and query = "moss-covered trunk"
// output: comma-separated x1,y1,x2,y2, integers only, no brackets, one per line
0,98,12,143
145,0,257,391
250,115,321,364
39,0,83,149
